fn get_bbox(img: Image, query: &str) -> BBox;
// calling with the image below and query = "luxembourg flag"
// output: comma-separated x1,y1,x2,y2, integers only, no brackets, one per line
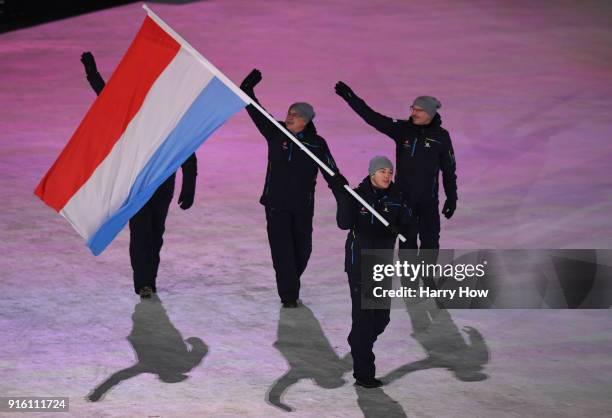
35,7,249,256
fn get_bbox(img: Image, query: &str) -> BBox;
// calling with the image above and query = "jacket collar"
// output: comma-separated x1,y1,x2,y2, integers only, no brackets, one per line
280,120,317,139
356,176,400,199
408,113,442,130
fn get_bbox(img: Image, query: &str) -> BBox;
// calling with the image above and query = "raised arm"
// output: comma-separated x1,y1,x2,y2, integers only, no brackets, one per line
87,365,142,402
240,69,278,140
266,370,299,412
335,81,400,139
80,52,105,96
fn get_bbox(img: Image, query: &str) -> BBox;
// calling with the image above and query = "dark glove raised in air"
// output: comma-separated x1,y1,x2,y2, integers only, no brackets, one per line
240,69,262,94
335,81,355,100
442,199,456,219
80,52,98,75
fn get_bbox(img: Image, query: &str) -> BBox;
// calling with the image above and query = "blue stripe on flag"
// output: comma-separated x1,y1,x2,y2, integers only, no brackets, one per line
87,77,246,255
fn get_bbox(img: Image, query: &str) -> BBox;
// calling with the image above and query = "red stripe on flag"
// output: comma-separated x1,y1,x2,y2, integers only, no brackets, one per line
35,16,180,211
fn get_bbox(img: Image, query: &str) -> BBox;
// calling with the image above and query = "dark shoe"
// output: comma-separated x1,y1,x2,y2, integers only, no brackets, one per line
139,286,153,299
282,300,299,308
354,377,383,388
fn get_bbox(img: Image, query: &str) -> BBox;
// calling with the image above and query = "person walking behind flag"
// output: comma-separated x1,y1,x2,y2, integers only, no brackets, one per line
35,10,248,294
240,69,344,308
335,82,457,288
80,51,198,298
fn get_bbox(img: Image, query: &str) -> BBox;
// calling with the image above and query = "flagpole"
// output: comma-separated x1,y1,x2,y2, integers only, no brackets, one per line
142,4,406,242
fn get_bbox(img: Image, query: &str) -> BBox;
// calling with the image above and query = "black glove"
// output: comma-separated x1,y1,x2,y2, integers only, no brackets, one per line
442,198,456,219
240,69,262,94
335,81,355,100
178,180,195,210
178,190,194,210
388,224,402,236
80,52,98,75
328,172,349,192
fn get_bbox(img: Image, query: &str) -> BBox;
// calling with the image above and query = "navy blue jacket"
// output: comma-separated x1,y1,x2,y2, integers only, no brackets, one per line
246,96,338,212
344,95,457,204
335,177,415,274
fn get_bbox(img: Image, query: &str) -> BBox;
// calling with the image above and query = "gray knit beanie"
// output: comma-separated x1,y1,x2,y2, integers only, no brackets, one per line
289,102,315,122
368,156,393,176
412,96,442,118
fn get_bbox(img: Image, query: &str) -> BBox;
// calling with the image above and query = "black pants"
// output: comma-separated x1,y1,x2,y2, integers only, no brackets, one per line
265,207,313,303
129,175,175,294
400,199,440,250
347,273,390,380
400,199,440,289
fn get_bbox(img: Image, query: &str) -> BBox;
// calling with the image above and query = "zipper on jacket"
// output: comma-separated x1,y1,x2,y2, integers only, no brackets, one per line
411,138,417,157
288,142,293,161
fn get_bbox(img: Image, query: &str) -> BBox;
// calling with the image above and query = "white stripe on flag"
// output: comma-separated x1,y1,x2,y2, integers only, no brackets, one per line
61,48,214,239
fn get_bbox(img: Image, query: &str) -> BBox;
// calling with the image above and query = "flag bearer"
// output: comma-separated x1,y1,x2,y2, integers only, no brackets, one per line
331,156,415,388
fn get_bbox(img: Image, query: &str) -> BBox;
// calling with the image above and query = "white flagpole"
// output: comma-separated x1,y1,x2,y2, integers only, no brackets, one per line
142,4,406,242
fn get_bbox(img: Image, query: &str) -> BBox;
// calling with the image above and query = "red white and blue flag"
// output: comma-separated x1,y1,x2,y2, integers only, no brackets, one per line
35,10,248,255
